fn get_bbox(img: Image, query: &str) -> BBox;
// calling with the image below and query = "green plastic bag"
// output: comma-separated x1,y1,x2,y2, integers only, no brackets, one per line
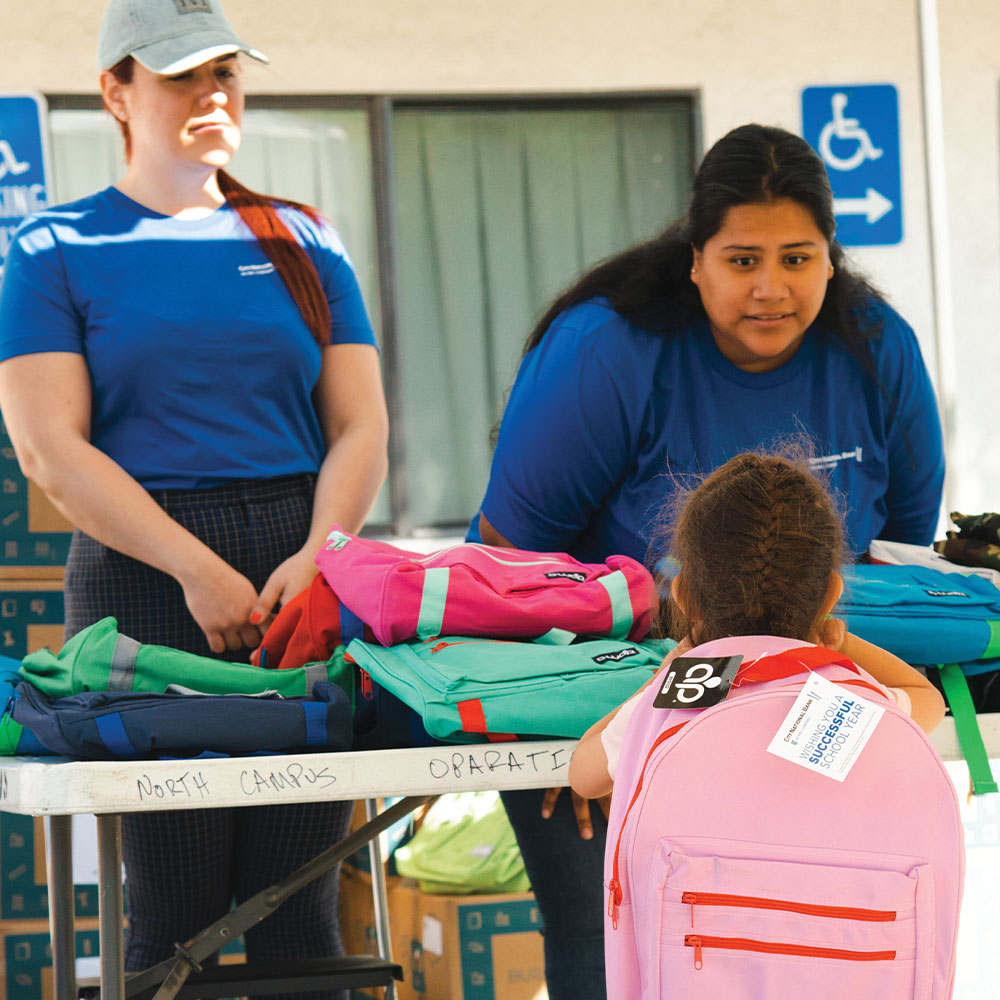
20,617,354,700
394,791,530,895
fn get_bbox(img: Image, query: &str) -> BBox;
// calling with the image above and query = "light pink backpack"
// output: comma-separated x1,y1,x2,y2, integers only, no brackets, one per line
604,635,965,1000
314,526,658,645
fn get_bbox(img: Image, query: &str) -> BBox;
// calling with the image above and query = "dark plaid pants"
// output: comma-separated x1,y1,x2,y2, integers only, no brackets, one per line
64,475,353,1000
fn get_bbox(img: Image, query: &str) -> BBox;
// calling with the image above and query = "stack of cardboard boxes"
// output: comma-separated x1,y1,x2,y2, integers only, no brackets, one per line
0,418,100,998
338,804,547,1000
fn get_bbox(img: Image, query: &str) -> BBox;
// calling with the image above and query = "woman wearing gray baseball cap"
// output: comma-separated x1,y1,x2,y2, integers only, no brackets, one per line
0,2,388,997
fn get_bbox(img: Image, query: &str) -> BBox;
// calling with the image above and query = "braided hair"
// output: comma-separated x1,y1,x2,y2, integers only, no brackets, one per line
663,452,845,644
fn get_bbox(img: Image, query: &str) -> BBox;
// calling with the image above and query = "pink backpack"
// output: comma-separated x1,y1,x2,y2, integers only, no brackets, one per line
604,635,965,1000
314,526,658,645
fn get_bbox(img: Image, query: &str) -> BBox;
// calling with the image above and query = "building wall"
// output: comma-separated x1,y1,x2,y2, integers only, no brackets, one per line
2,0,997,515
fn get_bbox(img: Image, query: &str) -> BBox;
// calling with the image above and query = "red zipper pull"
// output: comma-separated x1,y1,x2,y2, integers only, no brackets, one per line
360,669,373,701
682,891,696,927
686,936,703,970
607,878,622,929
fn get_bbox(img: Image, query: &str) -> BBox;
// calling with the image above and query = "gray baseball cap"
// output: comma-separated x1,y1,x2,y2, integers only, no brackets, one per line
98,0,268,74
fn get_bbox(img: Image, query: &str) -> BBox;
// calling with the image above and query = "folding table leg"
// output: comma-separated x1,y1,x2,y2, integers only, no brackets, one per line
97,813,125,1000
46,815,77,1000
365,798,396,1000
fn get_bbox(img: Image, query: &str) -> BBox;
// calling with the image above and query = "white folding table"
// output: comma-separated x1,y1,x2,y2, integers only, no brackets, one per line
0,738,578,999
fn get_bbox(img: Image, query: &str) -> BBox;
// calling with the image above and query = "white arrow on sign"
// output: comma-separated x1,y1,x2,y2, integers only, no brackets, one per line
833,187,893,224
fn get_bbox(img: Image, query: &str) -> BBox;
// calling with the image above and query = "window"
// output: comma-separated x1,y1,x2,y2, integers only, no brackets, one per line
391,101,694,528
45,94,695,536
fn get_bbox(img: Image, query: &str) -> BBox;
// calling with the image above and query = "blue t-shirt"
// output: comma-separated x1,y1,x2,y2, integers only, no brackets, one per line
471,298,944,562
0,186,377,489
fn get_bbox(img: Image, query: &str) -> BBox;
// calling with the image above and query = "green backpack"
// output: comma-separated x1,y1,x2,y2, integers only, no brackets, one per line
347,633,675,742
20,617,354,700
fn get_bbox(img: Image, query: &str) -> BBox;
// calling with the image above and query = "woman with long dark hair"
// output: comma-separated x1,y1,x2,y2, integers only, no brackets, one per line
469,124,945,999
0,2,388,996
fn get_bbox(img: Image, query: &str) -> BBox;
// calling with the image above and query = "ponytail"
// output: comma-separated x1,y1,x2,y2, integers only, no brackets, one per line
217,171,331,346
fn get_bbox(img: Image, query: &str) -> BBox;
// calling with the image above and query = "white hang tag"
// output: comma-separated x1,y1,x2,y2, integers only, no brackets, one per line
766,673,885,782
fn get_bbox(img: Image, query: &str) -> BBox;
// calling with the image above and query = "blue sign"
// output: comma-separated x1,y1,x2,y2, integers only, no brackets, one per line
801,84,901,246
0,93,51,272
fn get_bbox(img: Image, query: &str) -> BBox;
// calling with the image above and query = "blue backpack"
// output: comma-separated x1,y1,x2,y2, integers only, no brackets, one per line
6,679,352,760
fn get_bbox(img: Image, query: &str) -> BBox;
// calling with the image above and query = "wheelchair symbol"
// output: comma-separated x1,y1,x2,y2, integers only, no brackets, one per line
818,93,883,172
0,133,30,182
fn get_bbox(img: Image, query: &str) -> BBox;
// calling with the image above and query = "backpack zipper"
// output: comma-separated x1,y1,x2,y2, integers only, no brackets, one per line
684,934,896,970
608,720,689,928
681,891,896,926
359,668,373,701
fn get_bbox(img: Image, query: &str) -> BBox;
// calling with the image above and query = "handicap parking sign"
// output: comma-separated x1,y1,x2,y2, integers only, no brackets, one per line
801,85,901,247
0,93,51,272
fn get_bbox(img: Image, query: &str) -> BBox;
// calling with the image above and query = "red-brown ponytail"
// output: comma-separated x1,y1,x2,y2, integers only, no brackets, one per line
217,171,331,346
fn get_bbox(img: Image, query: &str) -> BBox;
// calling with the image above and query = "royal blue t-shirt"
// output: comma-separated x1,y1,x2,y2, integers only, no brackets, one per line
471,298,944,562
0,187,377,489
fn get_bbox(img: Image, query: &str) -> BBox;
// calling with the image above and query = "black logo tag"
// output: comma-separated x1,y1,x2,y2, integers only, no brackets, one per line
923,589,969,598
175,0,212,13
545,571,587,582
592,647,639,664
653,655,744,709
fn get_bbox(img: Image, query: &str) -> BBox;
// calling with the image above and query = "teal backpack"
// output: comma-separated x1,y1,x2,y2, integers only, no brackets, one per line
347,633,675,742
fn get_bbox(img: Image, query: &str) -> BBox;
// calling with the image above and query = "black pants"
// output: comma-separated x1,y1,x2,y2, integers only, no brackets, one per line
64,475,353,1000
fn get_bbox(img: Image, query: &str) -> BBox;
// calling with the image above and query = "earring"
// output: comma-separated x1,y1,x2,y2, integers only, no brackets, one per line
828,265,835,278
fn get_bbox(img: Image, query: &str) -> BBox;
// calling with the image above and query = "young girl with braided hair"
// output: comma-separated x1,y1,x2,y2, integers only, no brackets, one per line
569,452,945,798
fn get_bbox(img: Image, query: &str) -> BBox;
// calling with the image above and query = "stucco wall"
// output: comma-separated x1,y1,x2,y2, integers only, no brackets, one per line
2,0,997,515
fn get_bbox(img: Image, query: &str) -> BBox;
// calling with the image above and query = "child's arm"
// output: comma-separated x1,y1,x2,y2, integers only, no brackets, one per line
569,637,693,798
568,703,628,800
817,619,946,734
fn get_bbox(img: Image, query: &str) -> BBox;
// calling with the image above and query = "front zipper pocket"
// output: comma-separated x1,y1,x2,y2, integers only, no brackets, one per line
650,839,927,999
684,934,897,970
681,890,898,926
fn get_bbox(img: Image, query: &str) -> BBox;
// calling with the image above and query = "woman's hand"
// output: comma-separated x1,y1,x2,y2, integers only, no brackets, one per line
177,559,265,654
540,787,612,839
253,549,320,628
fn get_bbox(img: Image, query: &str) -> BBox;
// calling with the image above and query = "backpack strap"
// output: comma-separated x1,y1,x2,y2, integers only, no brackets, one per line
732,646,894,702
109,634,141,691
416,567,450,638
456,698,519,742
732,645,858,686
937,662,999,794
597,571,634,639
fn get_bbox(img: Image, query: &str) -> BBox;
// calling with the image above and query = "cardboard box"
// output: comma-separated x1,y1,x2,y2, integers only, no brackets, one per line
0,917,100,1000
1,418,72,578
0,814,98,922
340,868,546,1000
339,864,398,963
0,917,246,1000
387,882,545,1000
0,580,64,661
